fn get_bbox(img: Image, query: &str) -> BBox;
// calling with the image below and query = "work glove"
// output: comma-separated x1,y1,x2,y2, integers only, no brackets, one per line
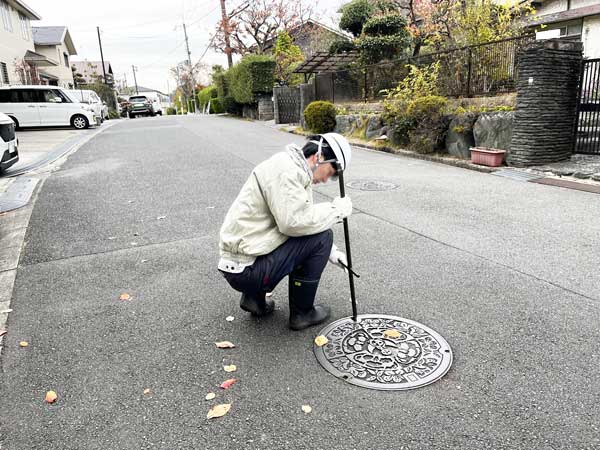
329,244,348,272
332,196,352,219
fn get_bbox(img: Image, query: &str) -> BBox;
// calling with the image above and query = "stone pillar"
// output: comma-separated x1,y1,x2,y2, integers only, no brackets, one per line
258,94,274,121
273,87,282,124
508,39,583,166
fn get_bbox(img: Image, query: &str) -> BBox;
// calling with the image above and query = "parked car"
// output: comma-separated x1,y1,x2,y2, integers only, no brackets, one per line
0,111,18,174
128,95,155,118
139,91,164,116
65,89,106,122
0,86,98,130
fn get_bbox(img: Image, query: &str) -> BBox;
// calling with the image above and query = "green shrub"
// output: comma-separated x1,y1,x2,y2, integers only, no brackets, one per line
108,110,120,119
198,86,218,109
211,97,224,114
406,95,449,154
329,40,356,54
166,107,177,115
228,55,276,104
214,71,229,98
339,0,375,36
304,101,337,134
222,96,243,115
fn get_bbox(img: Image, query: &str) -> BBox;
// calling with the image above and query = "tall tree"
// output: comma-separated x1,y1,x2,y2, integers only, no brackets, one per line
212,0,312,56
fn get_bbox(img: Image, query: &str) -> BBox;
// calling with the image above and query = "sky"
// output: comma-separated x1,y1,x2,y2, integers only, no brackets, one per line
27,0,347,94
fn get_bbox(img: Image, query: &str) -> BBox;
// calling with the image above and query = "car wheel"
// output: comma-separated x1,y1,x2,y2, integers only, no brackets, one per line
71,114,89,130
129,113,135,119
8,116,19,130
158,111,163,116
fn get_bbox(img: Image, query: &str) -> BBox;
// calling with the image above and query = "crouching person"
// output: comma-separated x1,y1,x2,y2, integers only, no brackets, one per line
218,133,353,330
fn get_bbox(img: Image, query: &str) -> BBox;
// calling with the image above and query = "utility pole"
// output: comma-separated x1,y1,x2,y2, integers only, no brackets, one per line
123,72,128,90
219,0,233,68
97,27,107,84
182,21,196,113
132,65,139,95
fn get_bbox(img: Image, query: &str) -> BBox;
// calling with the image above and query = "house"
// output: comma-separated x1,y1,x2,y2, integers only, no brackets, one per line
71,60,114,86
0,0,55,85
256,19,351,58
528,0,600,58
32,26,77,88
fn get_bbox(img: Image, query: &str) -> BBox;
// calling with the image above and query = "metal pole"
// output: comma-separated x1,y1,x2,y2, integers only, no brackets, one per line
183,22,197,113
97,27,107,84
132,65,138,94
337,167,358,321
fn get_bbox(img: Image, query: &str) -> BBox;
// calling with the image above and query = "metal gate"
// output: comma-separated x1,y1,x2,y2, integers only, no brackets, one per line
574,58,600,154
273,86,301,124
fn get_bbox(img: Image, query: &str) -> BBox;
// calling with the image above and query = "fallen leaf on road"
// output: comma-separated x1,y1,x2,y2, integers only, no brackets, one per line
141,259,149,263
45,391,58,403
225,316,234,322
302,405,312,414
207,403,231,419
383,329,401,339
215,341,235,349
133,232,140,236
119,293,131,301
19,341,29,347
223,364,237,373
206,206,215,209
220,379,237,389
157,216,166,220
314,335,328,347
0,329,7,337
205,392,216,400
130,242,138,246
143,388,151,395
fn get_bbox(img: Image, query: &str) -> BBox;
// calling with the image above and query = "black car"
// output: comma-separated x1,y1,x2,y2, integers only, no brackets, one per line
128,95,155,118
0,112,18,174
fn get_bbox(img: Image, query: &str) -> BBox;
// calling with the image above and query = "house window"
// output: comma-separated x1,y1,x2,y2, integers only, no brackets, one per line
0,62,9,84
19,12,29,40
64,52,69,67
1,1,12,32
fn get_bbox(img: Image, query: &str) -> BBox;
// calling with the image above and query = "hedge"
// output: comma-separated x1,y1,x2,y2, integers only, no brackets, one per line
304,101,337,134
228,55,276,105
198,86,224,113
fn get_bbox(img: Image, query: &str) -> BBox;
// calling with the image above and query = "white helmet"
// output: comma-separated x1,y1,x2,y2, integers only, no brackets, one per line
319,133,352,172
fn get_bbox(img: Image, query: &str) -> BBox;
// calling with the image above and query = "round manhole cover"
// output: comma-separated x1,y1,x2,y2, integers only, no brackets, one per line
314,314,452,390
346,180,398,191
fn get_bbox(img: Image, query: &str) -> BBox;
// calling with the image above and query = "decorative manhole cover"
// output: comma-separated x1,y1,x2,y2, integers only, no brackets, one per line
314,314,452,390
346,180,398,191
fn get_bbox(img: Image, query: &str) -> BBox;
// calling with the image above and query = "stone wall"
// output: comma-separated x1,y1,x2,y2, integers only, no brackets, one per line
258,95,274,121
508,39,583,166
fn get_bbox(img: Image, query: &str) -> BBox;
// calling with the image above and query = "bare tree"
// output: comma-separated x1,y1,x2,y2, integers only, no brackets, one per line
212,0,312,57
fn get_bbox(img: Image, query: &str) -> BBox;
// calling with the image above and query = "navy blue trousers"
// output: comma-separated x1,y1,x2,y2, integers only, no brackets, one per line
221,229,333,296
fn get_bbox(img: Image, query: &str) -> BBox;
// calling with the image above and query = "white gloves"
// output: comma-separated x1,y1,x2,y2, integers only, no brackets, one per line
329,244,348,272
332,196,352,219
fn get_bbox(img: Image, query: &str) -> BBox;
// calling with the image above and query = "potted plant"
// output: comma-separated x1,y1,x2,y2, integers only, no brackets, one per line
470,147,506,167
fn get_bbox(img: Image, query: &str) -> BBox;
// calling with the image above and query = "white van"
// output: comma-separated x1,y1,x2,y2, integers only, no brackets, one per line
65,89,106,122
0,85,98,130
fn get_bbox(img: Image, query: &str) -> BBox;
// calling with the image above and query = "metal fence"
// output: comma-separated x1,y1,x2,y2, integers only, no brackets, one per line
574,58,600,154
312,35,535,103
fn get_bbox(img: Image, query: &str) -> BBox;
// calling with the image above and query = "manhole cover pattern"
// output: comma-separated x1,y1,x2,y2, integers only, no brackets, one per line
346,180,398,191
314,314,453,390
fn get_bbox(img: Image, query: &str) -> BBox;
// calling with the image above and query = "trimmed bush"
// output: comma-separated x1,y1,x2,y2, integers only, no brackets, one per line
166,107,177,115
222,96,243,115
304,101,337,134
362,14,406,36
339,0,375,37
228,55,276,104
329,39,356,55
198,86,225,113
214,71,229,98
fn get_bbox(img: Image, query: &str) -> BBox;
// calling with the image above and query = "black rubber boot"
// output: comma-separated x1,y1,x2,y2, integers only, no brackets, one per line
288,277,330,331
240,292,275,317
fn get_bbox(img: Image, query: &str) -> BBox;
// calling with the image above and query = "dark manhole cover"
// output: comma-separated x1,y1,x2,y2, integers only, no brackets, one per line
346,180,398,191
314,314,452,390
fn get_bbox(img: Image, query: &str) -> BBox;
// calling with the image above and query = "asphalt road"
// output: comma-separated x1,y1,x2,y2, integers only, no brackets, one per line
1,115,599,450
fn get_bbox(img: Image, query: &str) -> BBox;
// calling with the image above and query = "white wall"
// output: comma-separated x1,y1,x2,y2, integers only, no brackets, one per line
34,42,75,88
572,0,600,9
0,1,35,84
583,15,600,58
535,0,569,15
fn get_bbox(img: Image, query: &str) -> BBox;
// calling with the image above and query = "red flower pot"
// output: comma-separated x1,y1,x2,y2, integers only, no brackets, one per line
470,147,506,167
